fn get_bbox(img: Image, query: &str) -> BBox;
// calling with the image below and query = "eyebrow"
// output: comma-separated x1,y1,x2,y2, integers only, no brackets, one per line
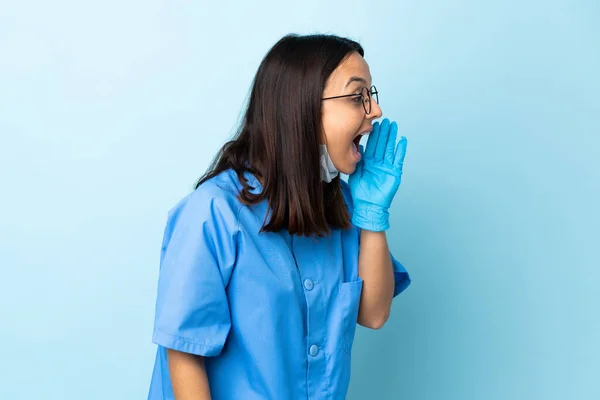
344,76,371,89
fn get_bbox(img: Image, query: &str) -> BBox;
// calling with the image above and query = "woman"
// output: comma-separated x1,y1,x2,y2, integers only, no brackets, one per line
148,33,411,400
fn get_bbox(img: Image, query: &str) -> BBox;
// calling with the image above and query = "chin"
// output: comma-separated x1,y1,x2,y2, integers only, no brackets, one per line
331,155,357,176
337,163,355,176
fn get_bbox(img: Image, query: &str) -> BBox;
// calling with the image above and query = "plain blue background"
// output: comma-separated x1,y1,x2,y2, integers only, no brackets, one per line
1,1,598,399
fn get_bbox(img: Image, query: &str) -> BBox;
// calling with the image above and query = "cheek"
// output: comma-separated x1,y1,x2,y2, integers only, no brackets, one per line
322,109,362,146
322,127,361,174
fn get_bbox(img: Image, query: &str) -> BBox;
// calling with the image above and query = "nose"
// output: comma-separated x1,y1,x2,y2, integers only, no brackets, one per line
367,100,382,120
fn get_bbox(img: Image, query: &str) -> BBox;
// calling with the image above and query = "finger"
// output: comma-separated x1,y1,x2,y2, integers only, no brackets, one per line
393,136,407,170
384,121,398,165
364,121,380,158
356,145,365,176
374,118,390,161
350,157,363,180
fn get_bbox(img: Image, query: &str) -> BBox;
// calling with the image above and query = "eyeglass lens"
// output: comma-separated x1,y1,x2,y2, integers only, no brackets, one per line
362,86,378,114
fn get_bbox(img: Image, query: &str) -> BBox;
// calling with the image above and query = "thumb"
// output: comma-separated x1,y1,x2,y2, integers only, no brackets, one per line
350,159,363,181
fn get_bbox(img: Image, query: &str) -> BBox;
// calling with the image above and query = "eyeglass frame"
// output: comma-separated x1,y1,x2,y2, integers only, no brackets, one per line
321,85,379,115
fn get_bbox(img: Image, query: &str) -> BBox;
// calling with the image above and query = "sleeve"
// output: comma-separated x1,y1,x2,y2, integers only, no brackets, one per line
391,253,411,297
151,191,240,357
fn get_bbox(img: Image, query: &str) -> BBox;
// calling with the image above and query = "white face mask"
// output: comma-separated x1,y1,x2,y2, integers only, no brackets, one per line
319,144,339,183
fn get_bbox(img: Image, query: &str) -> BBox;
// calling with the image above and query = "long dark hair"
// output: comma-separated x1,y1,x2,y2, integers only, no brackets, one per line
195,33,364,237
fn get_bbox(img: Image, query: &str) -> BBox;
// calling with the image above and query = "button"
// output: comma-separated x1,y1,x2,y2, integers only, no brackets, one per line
309,344,319,357
303,279,314,291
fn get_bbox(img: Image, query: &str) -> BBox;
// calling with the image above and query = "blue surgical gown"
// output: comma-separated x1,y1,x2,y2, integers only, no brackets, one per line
148,169,410,400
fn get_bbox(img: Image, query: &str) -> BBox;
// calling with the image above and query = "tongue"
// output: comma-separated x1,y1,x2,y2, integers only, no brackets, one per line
351,141,359,155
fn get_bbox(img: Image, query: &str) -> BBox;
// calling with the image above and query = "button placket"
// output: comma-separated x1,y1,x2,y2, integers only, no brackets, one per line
292,233,333,399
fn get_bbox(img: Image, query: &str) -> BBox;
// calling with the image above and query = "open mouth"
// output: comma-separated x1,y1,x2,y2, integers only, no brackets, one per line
352,131,369,153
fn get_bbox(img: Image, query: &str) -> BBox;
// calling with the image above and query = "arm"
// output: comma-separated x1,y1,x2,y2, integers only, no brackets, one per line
357,230,394,329
152,191,238,399
347,118,409,329
167,349,212,400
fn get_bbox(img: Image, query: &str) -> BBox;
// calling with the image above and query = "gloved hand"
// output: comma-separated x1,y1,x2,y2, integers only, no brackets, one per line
348,118,407,231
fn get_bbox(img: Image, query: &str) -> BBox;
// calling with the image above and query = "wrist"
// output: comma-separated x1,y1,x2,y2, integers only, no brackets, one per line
351,203,390,232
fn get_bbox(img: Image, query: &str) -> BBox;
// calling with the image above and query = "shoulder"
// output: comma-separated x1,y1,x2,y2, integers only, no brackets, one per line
166,169,244,230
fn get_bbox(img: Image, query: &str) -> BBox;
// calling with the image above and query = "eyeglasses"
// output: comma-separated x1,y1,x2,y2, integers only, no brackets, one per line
321,85,379,115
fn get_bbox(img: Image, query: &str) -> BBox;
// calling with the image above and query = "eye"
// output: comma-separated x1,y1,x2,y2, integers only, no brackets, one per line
351,95,363,103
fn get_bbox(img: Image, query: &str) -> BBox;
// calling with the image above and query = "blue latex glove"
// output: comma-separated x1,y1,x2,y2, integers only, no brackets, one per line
348,118,407,231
